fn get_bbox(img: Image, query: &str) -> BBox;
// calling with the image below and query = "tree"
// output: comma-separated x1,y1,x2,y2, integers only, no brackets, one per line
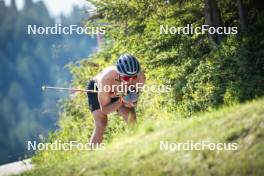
237,0,246,31
204,0,223,45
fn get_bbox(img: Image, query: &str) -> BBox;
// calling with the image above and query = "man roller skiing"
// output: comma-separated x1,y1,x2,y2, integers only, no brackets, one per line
87,54,145,144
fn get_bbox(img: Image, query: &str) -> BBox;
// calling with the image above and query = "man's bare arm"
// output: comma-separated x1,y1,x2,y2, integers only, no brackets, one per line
98,91,123,115
97,77,123,115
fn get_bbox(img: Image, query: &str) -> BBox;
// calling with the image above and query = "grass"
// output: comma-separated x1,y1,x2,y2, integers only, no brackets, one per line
20,98,264,176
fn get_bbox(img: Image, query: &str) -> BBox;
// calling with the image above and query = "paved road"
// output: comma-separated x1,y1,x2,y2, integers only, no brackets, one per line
0,159,33,176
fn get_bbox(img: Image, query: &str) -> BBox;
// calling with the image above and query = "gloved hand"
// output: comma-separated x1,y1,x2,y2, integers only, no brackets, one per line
123,91,138,103
120,91,138,108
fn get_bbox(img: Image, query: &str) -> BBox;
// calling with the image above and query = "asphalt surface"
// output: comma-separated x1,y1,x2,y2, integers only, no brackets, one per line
0,159,33,176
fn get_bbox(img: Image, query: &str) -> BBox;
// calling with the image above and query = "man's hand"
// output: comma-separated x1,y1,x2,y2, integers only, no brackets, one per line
120,92,138,108
120,97,135,108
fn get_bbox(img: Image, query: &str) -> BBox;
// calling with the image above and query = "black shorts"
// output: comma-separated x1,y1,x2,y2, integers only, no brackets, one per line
87,80,119,112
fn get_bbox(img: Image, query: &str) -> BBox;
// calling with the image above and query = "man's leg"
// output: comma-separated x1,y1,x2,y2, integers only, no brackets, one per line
89,109,108,144
118,106,136,124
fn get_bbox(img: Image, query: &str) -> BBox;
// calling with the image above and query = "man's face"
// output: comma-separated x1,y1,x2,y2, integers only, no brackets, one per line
120,74,137,85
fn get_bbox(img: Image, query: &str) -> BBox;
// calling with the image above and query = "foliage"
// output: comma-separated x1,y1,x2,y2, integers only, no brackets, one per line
0,0,96,164
23,98,264,176
33,0,264,168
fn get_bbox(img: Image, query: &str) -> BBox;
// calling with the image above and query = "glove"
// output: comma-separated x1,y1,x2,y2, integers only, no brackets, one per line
123,91,138,103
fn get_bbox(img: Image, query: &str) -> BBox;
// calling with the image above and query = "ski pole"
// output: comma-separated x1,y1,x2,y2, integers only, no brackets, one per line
41,85,125,97
41,86,98,93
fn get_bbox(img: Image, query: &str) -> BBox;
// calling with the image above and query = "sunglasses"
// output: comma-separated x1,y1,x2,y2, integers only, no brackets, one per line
120,75,137,82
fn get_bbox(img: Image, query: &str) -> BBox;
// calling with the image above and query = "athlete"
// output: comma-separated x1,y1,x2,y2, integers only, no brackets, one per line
87,54,145,144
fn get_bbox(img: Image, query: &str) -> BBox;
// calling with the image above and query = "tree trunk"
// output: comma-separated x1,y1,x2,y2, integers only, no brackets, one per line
237,0,247,31
204,0,223,45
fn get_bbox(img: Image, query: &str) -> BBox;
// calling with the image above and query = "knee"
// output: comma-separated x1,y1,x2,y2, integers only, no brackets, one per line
93,111,107,129
95,118,107,134
97,119,107,128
